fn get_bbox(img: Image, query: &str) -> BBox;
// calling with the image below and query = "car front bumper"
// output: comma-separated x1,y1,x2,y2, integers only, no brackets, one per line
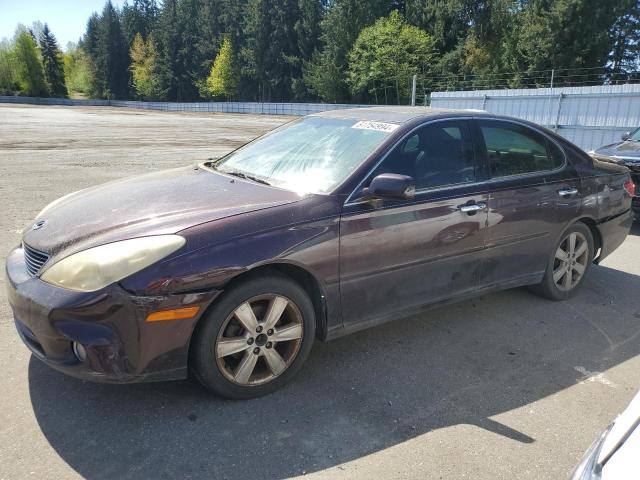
6,245,220,383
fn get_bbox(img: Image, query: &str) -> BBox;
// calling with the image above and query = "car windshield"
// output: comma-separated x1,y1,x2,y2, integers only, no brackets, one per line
630,128,640,142
215,116,395,194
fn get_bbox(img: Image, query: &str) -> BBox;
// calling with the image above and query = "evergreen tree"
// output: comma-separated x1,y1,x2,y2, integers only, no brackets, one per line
243,0,302,101
121,2,141,46
157,0,180,99
202,36,238,99
214,0,251,98
122,0,159,45
291,0,324,98
295,0,323,60
195,0,223,79
82,13,101,60
175,0,202,100
13,27,48,97
85,2,130,98
38,24,67,97
608,0,640,74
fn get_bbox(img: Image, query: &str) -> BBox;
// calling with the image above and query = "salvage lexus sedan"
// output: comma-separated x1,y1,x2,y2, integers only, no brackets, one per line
590,127,640,220
6,107,634,399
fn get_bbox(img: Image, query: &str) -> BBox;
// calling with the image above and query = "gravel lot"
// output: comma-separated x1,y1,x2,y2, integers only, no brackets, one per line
1,104,640,480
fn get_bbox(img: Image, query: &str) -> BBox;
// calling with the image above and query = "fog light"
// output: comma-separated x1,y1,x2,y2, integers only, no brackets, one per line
72,342,87,362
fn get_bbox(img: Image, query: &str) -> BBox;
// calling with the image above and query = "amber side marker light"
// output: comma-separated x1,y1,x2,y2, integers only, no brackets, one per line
146,306,201,322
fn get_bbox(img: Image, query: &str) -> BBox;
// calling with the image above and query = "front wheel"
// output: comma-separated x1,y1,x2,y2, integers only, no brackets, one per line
190,273,315,399
532,222,594,301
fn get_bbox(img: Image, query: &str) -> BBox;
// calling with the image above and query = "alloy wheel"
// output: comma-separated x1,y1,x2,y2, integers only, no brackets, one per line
553,231,589,292
215,294,304,386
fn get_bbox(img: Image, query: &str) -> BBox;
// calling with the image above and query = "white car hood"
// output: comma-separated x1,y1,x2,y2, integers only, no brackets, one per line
599,390,640,478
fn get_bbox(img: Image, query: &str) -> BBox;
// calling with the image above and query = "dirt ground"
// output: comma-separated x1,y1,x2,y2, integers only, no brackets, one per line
1,104,640,480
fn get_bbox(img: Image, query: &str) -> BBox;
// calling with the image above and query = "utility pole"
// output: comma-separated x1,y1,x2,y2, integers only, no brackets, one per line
411,74,417,106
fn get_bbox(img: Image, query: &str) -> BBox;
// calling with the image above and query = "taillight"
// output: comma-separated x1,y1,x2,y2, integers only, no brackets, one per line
623,179,636,197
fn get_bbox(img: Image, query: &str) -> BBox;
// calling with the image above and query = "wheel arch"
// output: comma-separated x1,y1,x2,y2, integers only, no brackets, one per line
575,216,603,262
191,262,329,345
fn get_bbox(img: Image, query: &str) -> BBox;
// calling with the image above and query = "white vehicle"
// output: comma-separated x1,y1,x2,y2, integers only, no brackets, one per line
571,390,640,479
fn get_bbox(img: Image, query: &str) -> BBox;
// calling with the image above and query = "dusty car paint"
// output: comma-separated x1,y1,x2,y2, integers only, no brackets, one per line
22,166,303,265
6,107,634,383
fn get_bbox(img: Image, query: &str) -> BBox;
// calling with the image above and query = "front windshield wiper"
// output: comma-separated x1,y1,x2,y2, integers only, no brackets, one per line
203,160,272,186
220,168,272,186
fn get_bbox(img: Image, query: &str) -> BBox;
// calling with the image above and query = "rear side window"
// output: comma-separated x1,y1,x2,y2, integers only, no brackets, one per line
477,121,564,178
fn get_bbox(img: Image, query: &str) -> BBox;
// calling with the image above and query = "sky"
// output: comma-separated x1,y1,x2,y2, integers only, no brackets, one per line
0,0,126,49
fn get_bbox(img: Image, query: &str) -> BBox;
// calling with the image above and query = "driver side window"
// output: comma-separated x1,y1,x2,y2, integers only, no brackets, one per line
370,120,476,191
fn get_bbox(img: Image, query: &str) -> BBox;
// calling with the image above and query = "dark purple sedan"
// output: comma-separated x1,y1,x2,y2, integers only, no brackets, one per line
6,107,634,399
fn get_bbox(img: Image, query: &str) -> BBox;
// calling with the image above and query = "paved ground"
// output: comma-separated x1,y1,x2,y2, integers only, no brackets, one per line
1,104,639,480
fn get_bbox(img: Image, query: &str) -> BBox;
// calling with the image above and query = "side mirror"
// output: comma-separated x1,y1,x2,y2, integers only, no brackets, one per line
364,173,416,200
622,132,631,141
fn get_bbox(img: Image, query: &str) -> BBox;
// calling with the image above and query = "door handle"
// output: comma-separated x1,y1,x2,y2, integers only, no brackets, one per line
458,202,487,213
558,188,579,197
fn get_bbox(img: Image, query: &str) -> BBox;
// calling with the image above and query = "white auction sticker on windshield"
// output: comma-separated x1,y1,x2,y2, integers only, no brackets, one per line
351,121,399,132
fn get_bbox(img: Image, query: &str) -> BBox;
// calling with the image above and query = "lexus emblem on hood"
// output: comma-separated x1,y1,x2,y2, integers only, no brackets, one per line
31,220,46,231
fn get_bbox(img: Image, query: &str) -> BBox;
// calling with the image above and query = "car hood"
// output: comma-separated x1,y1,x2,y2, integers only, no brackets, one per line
594,141,640,165
22,165,302,260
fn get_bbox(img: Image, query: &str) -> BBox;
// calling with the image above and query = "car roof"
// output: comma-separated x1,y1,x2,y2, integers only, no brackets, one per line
310,106,489,124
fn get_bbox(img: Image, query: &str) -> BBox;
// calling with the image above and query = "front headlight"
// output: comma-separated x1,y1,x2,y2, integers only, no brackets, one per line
40,235,185,292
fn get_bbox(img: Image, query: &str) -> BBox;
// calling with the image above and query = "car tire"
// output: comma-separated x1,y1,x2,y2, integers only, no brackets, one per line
531,222,594,301
190,272,315,399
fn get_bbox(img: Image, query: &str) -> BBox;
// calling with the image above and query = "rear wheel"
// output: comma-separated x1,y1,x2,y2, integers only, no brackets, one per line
532,222,594,301
191,273,315,399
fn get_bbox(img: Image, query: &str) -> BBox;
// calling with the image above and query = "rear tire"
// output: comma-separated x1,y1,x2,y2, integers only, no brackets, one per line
531,222,594,301
190,272,315,399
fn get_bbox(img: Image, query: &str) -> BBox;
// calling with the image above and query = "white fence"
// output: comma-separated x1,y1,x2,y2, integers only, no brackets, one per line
430,84,640,151
0,96,371,117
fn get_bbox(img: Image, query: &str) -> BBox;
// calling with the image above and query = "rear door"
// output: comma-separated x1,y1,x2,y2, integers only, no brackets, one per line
472,119,581,288
339,119,489,329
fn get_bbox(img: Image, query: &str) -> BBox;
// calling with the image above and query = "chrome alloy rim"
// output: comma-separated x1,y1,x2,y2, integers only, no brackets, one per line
215,294,303,386
553,231,589,291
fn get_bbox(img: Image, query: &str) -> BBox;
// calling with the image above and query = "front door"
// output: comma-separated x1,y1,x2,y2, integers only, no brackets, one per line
339,119,489,330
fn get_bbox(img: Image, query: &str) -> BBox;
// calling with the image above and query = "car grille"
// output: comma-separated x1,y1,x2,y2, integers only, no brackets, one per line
23,243,50,276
